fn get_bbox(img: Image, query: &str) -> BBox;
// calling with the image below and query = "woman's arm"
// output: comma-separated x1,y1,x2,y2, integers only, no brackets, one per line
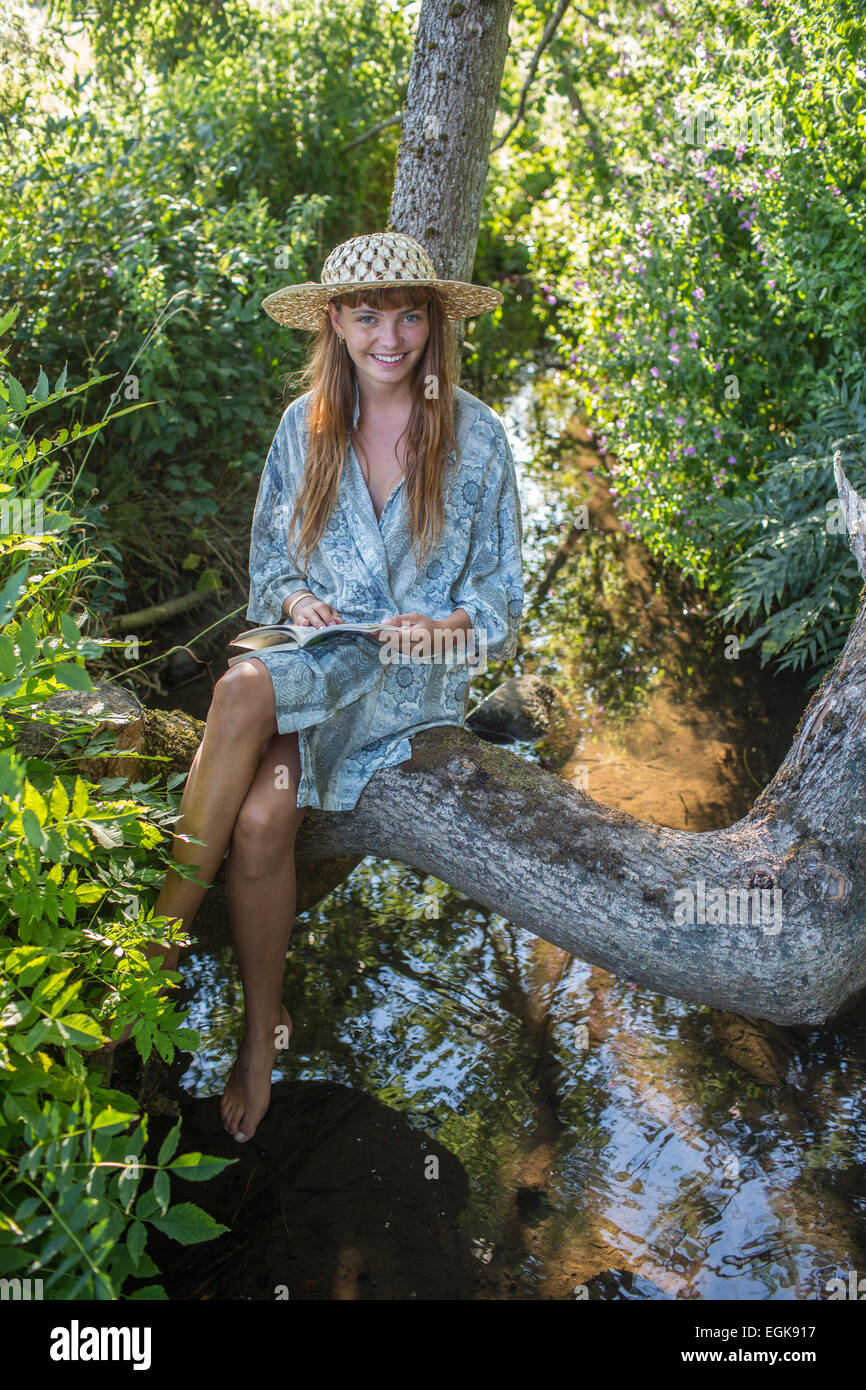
382,425,524,655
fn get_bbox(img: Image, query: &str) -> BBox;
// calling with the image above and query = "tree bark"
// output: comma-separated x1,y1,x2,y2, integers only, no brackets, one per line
292,545,865,1028
388,0,514,375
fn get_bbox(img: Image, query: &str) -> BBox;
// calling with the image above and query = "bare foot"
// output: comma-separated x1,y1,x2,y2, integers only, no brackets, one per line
220,1003,292,1143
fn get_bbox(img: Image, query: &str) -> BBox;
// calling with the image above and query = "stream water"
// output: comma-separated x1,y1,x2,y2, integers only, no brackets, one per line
157,369,866,1301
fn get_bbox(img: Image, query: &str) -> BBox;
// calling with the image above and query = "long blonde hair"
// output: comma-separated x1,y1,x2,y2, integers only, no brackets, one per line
283,284,460,576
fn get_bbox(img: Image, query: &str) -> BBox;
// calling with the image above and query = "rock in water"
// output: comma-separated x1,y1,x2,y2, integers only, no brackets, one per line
467,674,569,742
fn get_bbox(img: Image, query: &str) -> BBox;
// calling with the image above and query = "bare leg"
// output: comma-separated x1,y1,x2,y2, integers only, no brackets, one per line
151,659,281,966
104,660,281,1050
220,730,307,1142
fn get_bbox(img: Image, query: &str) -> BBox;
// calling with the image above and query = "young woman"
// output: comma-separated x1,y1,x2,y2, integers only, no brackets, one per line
150,231,524,1142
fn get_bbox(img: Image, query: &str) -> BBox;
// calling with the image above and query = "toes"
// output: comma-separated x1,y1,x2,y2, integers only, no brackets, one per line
221,1095,239,1135
233,1108,251,1142
234,1112,258,1143
231,1102,265,1143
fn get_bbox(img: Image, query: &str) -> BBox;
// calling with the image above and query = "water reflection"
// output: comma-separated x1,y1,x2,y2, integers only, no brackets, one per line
178,859,866,1299
171,372,864,1300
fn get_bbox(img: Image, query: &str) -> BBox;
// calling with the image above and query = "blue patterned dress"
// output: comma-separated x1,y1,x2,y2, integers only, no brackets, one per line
237,382,524,810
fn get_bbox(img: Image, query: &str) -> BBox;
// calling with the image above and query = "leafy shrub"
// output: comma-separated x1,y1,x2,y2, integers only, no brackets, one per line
487,0,866,677
3,0,412,620
0,319,234,1298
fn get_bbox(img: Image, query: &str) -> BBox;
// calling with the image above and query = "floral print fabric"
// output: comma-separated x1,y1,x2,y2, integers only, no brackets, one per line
237,382,524,810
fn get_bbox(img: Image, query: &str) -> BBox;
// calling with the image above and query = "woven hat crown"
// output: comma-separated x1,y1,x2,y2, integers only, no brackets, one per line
321,233,437,288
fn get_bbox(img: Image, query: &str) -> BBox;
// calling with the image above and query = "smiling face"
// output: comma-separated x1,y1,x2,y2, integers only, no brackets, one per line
327,297,431,389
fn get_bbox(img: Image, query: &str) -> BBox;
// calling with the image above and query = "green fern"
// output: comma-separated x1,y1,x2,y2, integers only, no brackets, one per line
714,383,866,687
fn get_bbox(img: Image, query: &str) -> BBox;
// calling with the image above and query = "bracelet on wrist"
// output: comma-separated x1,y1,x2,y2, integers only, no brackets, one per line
287,590,316,620
288,595,314,620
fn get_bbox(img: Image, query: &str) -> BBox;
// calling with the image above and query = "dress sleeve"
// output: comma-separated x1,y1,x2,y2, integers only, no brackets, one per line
246,407,309,624
449,421,524,662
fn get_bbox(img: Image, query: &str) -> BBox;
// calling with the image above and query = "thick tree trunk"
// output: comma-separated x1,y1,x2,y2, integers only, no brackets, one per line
389,0,512,275
388,0,514,374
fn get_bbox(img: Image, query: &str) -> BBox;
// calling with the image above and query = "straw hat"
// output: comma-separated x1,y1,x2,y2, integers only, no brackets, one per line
262,230,504,330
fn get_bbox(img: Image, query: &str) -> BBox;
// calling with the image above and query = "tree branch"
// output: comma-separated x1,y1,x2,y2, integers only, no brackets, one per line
490,0,573,153
338,113,404,153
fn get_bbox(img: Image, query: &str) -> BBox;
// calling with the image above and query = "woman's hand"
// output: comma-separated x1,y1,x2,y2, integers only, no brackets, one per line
376,611,438,652
291,596,343,629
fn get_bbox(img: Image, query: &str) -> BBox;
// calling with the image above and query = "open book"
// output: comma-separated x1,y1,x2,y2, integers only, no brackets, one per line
227,620,402,666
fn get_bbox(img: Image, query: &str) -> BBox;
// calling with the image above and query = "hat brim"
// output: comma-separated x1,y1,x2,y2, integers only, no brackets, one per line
261,279,504,330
